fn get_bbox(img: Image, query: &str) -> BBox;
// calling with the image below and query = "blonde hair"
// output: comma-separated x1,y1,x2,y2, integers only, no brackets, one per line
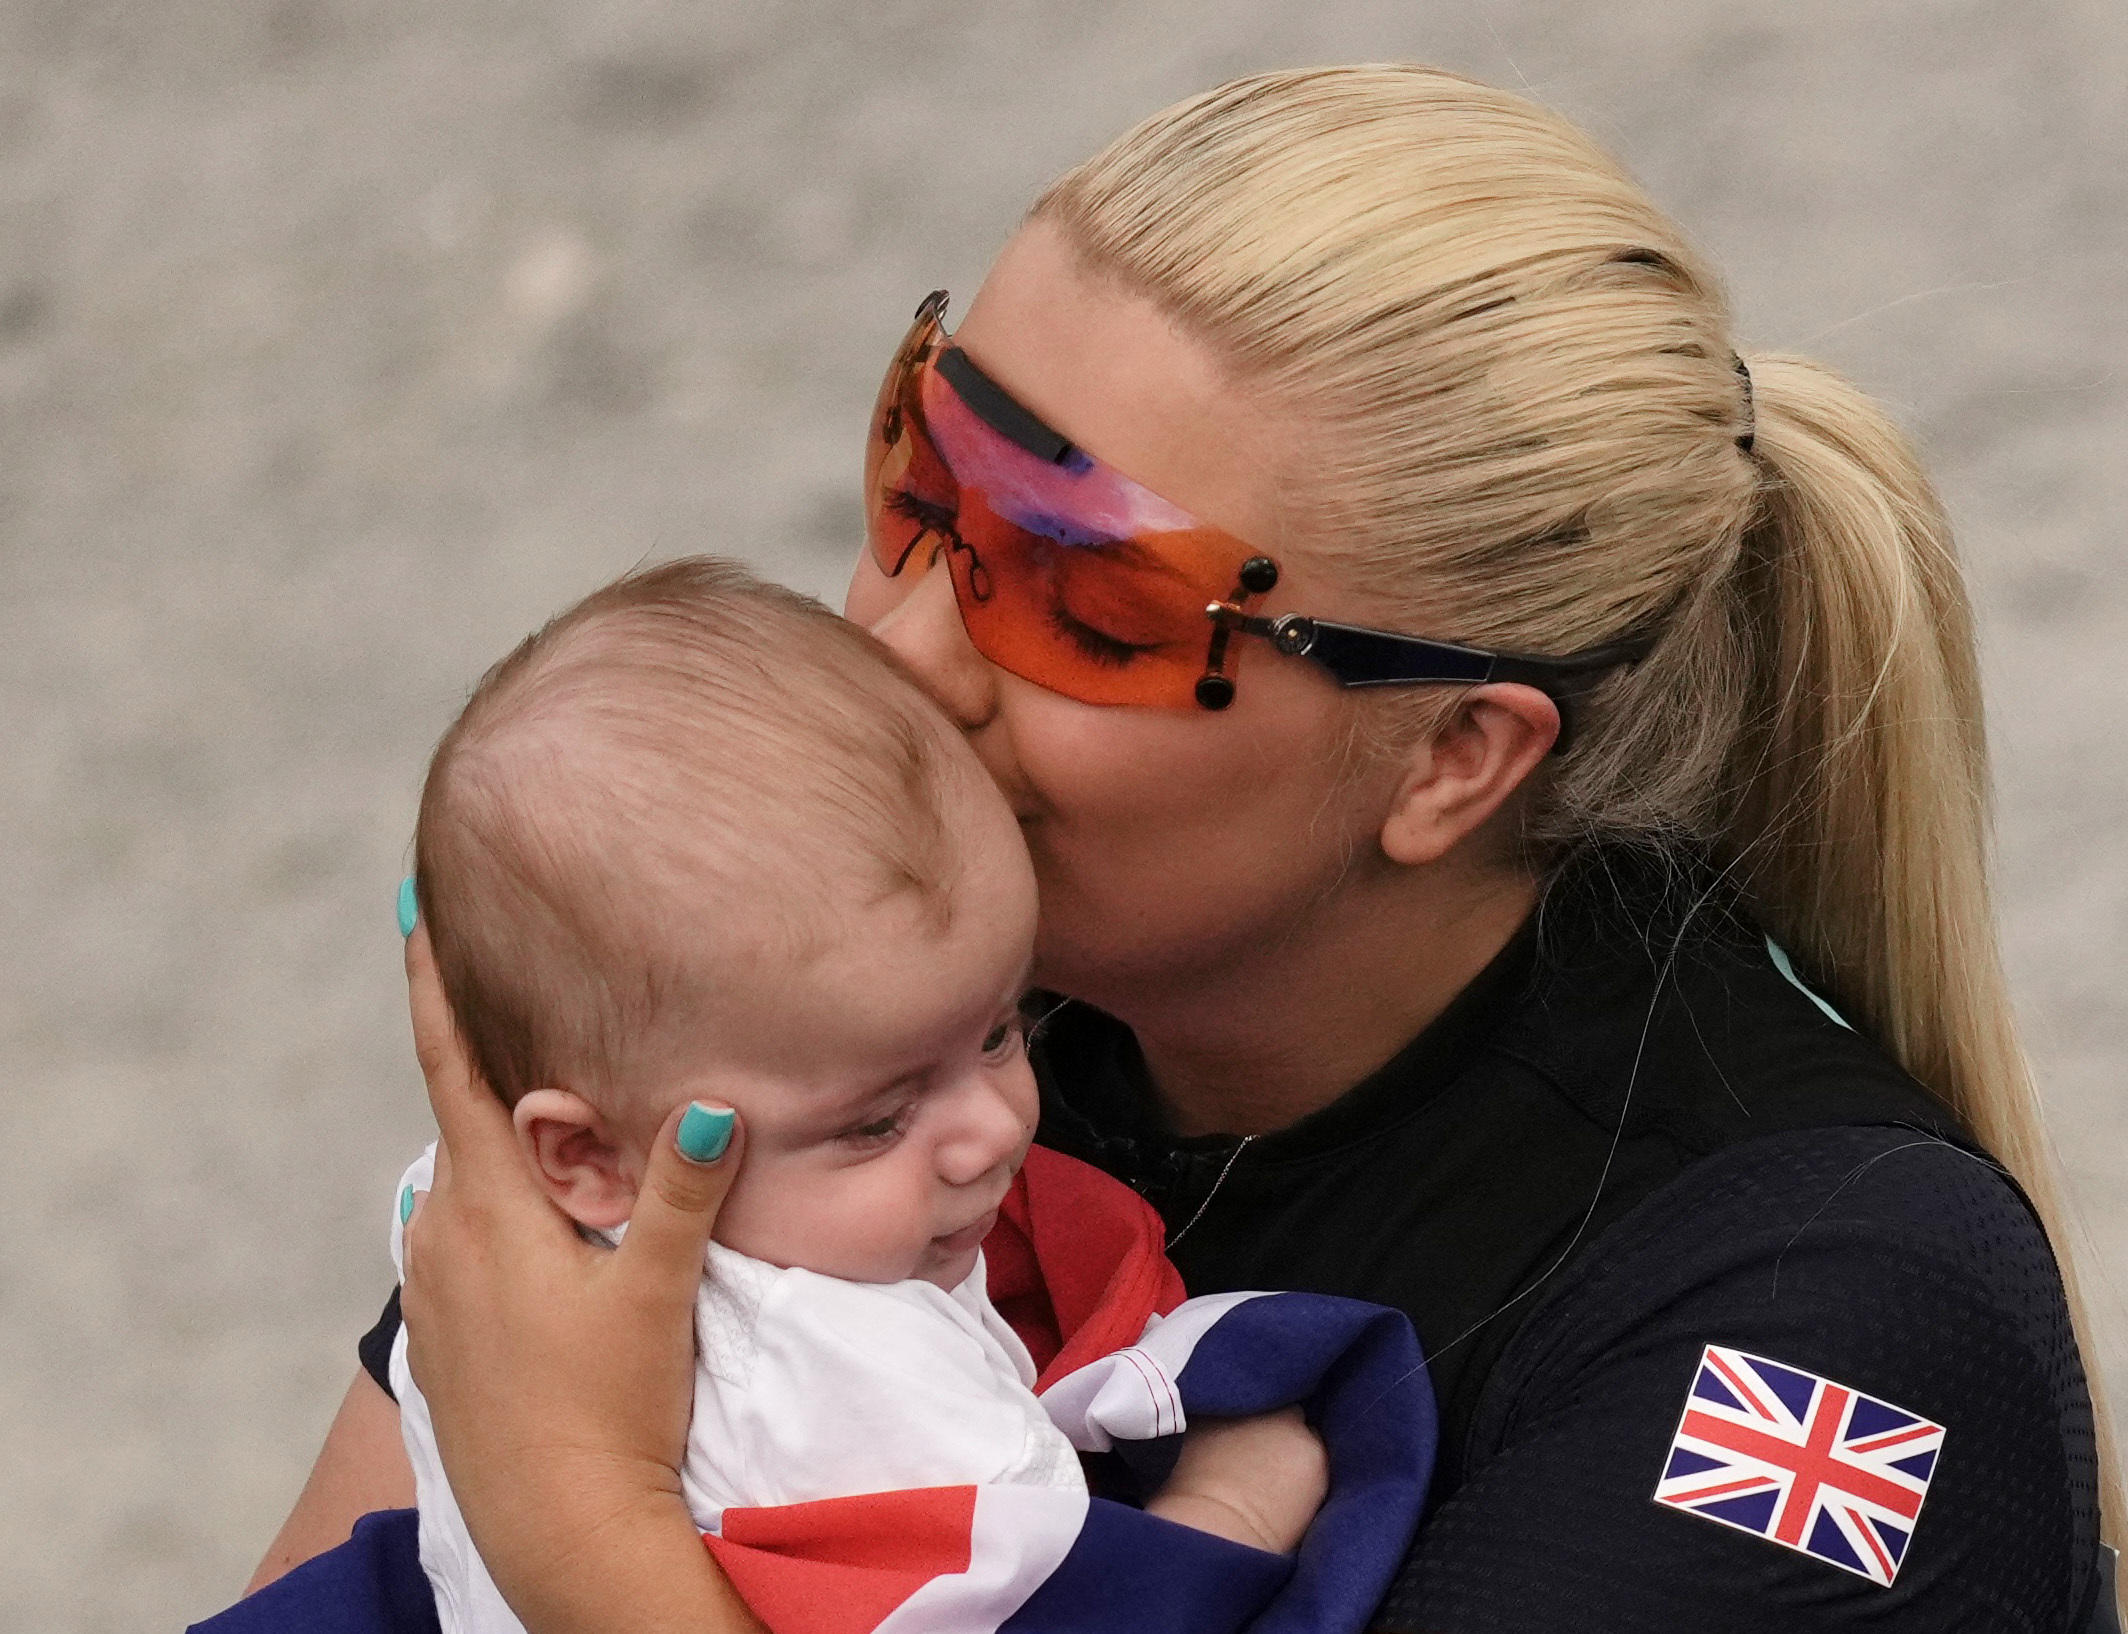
416,556,959,1106
1037,63,2115,1540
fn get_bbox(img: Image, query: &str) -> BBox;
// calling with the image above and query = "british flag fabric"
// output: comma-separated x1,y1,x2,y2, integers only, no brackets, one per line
1654,1343,1945,1586
194,1149,1436,1634
697,1289,1432,1634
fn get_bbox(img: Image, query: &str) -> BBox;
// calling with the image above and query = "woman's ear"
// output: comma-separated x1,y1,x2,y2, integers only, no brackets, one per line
1378,683,1559,867
511,1089,639,1231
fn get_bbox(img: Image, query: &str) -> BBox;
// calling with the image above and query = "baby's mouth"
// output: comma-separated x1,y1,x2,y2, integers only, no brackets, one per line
931,1207,1000,1256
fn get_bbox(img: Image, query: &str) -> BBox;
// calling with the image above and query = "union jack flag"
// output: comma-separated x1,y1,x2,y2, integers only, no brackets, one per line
1654,1343,1944,1586
194,1150,1437,1634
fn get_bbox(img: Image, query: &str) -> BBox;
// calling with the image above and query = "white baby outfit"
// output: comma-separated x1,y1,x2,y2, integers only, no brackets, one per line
388,1145,1086,1634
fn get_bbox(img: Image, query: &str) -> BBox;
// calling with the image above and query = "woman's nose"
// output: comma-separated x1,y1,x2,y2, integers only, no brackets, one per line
862,563,998,732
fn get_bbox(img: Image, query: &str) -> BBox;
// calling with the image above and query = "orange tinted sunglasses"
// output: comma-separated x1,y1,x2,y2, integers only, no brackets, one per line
864,292,1651,732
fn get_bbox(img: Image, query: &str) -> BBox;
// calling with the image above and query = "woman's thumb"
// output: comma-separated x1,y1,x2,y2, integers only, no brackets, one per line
617,1102,744,1285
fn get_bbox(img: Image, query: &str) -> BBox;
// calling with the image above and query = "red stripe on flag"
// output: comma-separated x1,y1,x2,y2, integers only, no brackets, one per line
1669,1473,1778,1505
1770,1384,1846,1545
1679,1404,1922,1529
1847,1504,1897,1582
706,1486,979,1634
1848,1422,1936,1455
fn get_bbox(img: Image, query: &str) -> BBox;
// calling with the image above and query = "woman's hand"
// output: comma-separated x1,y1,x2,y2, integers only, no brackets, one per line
399,924,762,1634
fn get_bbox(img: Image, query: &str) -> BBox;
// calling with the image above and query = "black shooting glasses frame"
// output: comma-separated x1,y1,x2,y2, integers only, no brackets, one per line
1207,599,1652,753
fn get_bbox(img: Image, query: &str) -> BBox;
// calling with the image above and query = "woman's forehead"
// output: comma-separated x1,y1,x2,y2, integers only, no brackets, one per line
952,221,1290,561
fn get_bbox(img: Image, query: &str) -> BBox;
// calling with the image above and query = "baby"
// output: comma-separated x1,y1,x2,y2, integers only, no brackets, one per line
390,557,1319,1634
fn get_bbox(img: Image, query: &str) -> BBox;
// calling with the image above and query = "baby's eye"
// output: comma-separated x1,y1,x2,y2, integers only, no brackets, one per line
981,1017,1027,1062
840,1107,910,1150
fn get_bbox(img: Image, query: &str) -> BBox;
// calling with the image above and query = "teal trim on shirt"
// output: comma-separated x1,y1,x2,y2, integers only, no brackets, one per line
1766,936,1852,1030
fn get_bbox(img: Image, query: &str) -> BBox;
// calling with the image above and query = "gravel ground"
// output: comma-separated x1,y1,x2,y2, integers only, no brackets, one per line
3,2,2123,1626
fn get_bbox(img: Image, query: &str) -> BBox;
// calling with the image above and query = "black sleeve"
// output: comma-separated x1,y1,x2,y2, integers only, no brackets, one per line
1377,1127,2103,1633
357,1285,402,1402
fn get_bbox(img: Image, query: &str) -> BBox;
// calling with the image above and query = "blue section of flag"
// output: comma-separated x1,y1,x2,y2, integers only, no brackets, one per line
1699,1489,1780,1532
1808,1509,1868,1574
1169,1293,1436,1634
1003,1501,1291,1634
1692,1371,1744,1412
1664,1447,1724,1481
1750,1355,1819,1421
1891,1448,1938,1482
190,1510,439,1634
1847,1396,1918,1441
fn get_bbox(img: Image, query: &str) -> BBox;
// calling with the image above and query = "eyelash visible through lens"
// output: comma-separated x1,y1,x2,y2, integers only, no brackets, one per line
885,490,994,601
884,488,958,544
1046,604,1156,667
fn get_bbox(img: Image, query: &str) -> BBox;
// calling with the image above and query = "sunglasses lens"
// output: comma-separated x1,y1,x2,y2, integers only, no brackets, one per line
865,299,951,581
864,311,1255,708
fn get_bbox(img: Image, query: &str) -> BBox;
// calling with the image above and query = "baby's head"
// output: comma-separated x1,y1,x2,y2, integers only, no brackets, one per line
414,557,1038,1290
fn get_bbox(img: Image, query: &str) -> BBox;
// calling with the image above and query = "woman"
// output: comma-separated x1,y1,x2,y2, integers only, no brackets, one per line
261,65,2115,1629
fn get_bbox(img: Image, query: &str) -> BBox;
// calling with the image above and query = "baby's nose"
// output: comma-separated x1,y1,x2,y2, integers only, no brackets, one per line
935,1077,1030,1186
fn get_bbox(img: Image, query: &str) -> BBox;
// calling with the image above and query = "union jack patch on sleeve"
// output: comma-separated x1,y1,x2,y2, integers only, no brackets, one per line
1653,1343,1944,1586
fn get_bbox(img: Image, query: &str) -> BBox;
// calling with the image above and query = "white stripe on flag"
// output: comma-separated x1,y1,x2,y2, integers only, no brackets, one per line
874,1484,1091,1634
1039,1291,1272,1450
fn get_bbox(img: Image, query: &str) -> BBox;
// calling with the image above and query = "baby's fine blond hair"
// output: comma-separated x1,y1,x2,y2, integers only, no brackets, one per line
414,556,960,1108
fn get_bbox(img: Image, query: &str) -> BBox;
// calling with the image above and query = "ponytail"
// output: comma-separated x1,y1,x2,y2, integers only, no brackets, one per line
1722,354,2119,1541
1720,355,2002,1151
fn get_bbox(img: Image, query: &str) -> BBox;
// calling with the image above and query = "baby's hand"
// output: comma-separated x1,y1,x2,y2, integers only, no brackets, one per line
1143,1406,1330,1553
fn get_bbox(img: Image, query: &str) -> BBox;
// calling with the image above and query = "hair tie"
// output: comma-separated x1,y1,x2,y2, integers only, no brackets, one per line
1733,354,1756,454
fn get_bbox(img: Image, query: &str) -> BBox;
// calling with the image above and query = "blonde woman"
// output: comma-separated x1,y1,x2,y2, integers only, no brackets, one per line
265,66,2116,1632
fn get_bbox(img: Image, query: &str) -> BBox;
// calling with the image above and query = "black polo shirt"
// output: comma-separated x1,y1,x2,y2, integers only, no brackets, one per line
1032,850,2105,1630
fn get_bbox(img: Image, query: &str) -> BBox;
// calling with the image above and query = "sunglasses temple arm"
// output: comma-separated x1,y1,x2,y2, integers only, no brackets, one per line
1210,608,1653,751
1209,609,1495,686
1217,608,1649,689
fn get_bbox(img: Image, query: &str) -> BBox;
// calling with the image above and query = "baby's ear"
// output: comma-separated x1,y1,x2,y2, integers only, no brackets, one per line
512,1089,638,1230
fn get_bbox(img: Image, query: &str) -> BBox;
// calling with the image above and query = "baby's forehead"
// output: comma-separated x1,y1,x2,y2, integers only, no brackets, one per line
688,869,1004,1029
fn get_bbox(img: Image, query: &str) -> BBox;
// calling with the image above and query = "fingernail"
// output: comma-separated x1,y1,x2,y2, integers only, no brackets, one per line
676,1102,735,1164
397,877,419,939
398,1183,416,1225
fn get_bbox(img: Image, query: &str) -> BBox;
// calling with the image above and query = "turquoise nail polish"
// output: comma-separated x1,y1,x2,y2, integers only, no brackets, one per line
397,877,418,938
398,1183,415,1225
676,1102,735,1164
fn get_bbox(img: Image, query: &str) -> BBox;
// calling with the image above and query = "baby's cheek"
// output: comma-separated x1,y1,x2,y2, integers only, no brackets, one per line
710,1159,934,1283
705,1168,791,1261
808,1163,940,1282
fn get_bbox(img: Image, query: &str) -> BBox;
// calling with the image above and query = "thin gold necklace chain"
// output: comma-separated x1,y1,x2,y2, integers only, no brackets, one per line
1164,1134,1258,1250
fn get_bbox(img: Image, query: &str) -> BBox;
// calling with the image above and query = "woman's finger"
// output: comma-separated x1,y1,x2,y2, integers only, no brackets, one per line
614,1102,745,1291
404,918,519,1175
397,1184,428,1270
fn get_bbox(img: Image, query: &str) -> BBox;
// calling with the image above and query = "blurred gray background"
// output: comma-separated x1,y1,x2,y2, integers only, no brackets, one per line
3,0,2123,1626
